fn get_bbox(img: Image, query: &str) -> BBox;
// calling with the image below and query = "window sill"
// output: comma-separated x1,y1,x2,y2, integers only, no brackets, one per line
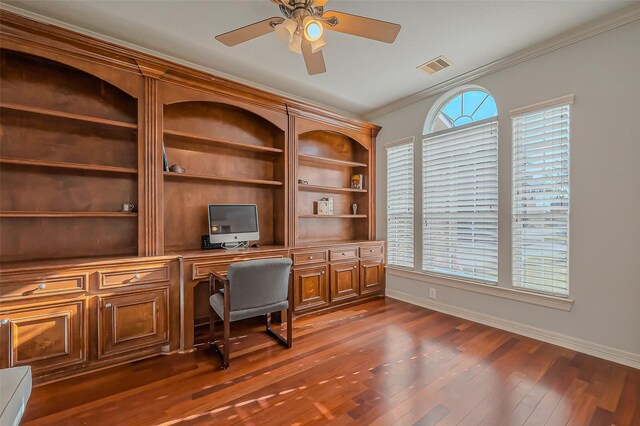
386,267,574,311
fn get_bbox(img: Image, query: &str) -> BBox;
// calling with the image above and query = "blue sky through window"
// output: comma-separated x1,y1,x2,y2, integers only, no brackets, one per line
431,90,497,132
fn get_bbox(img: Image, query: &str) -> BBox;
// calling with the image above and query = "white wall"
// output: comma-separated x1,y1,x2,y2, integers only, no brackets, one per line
374,20,640,363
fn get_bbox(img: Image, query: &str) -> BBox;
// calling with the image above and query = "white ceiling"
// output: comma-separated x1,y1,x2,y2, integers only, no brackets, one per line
4,0,635,116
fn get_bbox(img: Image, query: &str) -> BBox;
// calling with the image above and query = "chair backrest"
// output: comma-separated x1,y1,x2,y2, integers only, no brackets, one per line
227,258,292,312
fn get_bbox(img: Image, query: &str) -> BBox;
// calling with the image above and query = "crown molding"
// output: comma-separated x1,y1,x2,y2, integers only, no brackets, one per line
363,3,640,121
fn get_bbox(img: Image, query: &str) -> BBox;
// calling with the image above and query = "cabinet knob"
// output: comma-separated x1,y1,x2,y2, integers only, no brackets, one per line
37,284,46,290
353,266,357,269
0,319,8,325
321,271,325,275
342,253,346,256
132,274,140,280
309,256,313,260
105,303,112,308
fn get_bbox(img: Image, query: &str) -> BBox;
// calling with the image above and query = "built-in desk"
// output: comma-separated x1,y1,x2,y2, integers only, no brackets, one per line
170,241,386,351
172,246,290,350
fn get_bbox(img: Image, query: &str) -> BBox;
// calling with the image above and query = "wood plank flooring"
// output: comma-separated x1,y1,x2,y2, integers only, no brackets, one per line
23,298,640,425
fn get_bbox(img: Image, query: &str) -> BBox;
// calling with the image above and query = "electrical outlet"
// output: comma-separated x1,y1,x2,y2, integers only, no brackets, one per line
429,288,436,299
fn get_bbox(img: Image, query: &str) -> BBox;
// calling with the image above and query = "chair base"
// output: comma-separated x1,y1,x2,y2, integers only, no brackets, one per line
210,312,292,369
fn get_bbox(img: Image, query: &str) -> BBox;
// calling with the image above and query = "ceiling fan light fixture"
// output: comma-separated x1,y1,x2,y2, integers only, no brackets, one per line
274,18,298,43
288,33,303,55
303,16,323,41
310,37,326,53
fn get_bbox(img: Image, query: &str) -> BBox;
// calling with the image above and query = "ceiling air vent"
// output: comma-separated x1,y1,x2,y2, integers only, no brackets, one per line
417,56,454,75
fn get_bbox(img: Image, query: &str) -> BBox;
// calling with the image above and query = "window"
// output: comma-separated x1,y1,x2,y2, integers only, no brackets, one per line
512,96,572,296
431,90,497,133
423,89,499,282
386,139,414,268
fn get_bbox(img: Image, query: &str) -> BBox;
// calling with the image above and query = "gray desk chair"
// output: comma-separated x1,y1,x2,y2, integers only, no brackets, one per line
208,258,293,369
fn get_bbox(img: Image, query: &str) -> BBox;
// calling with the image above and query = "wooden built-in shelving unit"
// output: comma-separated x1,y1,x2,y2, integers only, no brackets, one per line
161,101,286,252
295,128,373,244
0,49,139,263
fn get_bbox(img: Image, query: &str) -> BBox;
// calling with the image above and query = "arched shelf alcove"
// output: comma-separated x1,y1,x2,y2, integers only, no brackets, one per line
296,129,370,244
0,49,139,263
161,101,287,252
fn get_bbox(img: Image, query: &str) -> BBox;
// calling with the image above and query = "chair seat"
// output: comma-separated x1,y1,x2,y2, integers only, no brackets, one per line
210,293,289,322
0,366,32,426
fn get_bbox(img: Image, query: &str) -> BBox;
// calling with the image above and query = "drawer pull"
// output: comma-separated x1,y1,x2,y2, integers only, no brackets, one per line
105,303,112,308
309,256,313,260
342,253,346,256
321,271,325,275
37,284,46,290
0,319,8,325
132,274,140,280
353,266,357,269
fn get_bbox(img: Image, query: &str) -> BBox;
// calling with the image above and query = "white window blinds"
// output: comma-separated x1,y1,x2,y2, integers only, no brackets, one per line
386,140,414,268
512,102,570,296
422,120,499,282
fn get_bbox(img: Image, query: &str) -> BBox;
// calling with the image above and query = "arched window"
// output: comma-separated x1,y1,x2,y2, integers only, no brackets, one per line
422,87,499,283
429,89,497,133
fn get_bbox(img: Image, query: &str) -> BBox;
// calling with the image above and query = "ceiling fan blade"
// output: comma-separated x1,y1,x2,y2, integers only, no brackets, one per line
322,11,401,43
301,38,326,75
313,0,329,6
216,17,284,47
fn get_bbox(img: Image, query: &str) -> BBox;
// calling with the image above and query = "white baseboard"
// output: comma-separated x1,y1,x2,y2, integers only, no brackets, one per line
386,289,640,370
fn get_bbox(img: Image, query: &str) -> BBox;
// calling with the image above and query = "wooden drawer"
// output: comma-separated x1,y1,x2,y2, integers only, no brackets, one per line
98,265,170,289
292,250,327,266
360,244,384,259
0,274,87,300
192,251,288,280
329,247,358,261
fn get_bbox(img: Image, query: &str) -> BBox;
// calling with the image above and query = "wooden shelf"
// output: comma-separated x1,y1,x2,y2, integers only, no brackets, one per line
0,102,137,129
298,153,367,168
298,214,368,219
0,211,138,218
298,184,367,193
164,172,283,186
0,158,138,175
164,129,283,154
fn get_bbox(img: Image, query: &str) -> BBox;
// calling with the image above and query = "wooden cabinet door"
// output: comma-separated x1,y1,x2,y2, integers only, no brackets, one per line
360,258,385,295
0,300,87,373
98,287,169,358
330,261,359,303
293,265,328,313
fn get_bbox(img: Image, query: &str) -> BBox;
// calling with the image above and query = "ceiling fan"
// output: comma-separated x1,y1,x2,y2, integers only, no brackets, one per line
215,0,401,75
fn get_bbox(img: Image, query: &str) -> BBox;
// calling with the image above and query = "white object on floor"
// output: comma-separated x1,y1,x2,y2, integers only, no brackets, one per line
0,366,32,426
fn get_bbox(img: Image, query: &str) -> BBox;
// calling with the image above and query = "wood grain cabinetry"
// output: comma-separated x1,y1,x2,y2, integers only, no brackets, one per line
98,287,169,358
0,258,179,383
0,11,384,380
0,299,87,373
360,258,385,295
292,265,329,312
330,261,360,303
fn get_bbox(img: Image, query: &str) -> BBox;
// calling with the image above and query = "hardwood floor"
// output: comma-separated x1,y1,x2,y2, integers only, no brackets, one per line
24,298,639,425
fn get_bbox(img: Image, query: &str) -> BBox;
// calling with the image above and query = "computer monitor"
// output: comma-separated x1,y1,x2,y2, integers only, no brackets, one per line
207,204,259,244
